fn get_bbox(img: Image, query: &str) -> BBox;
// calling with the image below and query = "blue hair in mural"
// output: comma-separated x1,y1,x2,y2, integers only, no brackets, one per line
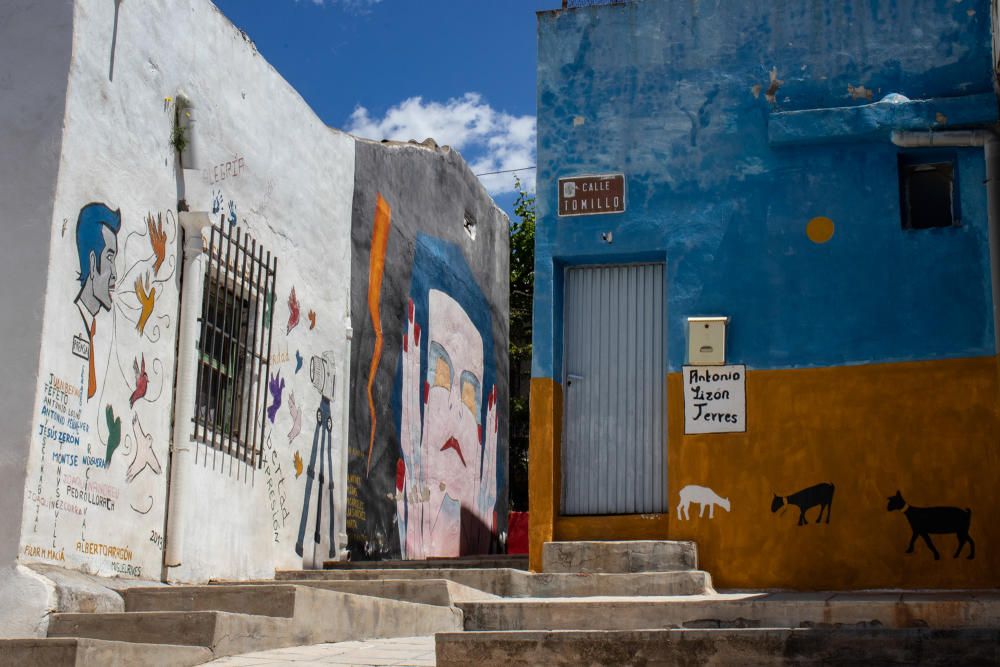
394,232,499,557
407,234,495,437
75,202,122,287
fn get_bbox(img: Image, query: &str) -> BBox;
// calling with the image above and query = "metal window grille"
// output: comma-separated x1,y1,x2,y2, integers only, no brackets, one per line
193,221,277,469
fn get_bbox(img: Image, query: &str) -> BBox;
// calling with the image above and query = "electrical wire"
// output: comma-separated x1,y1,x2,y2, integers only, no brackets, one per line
475,166,537,176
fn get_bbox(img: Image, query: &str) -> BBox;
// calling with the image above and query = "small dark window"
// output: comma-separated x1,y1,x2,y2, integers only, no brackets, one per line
898,154,959,230
464,211,478,240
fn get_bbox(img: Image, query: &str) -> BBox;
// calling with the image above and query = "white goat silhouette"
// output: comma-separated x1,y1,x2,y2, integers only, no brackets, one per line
677,484,730,520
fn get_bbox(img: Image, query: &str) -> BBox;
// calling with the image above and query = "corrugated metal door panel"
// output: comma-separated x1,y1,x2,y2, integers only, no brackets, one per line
561,263,666,516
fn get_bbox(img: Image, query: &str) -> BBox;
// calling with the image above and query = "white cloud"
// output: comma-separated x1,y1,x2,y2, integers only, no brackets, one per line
346,93,536,195
296,0,382,12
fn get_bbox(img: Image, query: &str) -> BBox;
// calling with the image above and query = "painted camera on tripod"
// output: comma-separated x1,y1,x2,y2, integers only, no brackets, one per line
309,351,336,429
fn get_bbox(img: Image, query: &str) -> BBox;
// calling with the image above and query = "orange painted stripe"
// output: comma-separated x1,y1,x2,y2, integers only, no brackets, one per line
366,194,391,476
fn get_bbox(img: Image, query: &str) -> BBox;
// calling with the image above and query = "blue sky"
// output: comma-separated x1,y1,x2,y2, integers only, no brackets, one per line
213,0,552,214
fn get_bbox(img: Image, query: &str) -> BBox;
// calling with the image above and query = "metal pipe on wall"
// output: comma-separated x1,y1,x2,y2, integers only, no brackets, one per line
891,129,992,147
336,323,352,561
163,211,212,571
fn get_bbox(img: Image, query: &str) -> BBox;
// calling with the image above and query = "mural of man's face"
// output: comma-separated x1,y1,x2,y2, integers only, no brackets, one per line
90,225,118,311
422,289,484,551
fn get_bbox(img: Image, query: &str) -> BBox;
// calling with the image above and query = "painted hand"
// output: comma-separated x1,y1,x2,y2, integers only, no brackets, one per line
477,385,499,531
398,298,424,558
147,213,167,276
126,413,162,483
287,391,302,443
266,372,284,423
105,405,121,465
287,287,300,334
135,273,156,336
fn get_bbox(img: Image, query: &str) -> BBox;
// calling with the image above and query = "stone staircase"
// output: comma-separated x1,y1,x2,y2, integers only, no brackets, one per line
0,583,461,666
3,542,998,665
431,541,1000,665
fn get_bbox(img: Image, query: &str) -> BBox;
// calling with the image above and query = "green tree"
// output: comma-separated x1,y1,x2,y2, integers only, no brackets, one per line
508,177,534,512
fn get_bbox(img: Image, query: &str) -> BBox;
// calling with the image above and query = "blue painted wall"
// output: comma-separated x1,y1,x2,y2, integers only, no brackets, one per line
534,0,997,378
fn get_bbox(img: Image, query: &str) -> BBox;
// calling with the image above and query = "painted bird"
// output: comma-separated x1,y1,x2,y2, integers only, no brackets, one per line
105,405,121,465
287,391,302,443
266,371,285,423
294,350,303,374
287,287,300,334
135,273,156,335
127,414,162,483
147,213,167,275
293,451,303,478
308,309,316,330
129,355,148,407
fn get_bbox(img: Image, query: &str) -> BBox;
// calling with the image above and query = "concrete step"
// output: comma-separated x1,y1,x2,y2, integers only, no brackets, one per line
275,567,714,598
543,540,698,573
0,637,211,667
458,592,1000,631
49,584,462,659
323,555,528,570
47,610,293,655
222,578,499,606
519,570,714,598
435,627,1000,666
125,584,303,616
276,568,515,596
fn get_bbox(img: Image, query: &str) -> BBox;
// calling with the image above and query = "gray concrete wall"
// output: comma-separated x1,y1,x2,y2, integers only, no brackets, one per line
0,0,75,637
347,139,509,560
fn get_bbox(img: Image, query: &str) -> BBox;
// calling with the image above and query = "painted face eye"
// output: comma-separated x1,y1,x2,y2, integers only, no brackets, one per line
460,371,482,421
428,341,454,390
433,356,451,389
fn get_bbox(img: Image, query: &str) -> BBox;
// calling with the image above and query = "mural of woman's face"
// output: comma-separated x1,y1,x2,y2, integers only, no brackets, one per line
422,289,483,550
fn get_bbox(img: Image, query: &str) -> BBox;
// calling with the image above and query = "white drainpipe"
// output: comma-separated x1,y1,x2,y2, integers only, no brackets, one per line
164,211,211,570
892,128,1000,352
337,322,352,560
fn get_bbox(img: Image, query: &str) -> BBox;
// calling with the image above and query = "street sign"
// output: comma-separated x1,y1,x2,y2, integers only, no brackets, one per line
557,174,626,217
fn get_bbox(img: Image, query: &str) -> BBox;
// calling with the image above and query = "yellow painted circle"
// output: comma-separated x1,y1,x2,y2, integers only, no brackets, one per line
806,216,835,244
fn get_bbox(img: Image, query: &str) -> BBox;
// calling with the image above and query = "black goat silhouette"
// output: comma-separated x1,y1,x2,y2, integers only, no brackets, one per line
771,482,834,526
887,490,974,560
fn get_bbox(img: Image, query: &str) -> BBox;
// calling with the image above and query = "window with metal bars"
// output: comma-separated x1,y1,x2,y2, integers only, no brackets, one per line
193,222,277,468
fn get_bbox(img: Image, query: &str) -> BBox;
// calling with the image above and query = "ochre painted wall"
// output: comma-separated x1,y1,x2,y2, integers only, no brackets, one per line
528,378,559,572
531,357,1000,588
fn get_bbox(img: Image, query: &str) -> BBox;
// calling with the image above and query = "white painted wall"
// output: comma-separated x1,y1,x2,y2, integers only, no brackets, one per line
12,0,355,591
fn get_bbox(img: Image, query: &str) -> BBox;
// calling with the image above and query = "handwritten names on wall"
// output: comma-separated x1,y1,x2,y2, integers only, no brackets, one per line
683,365,746,435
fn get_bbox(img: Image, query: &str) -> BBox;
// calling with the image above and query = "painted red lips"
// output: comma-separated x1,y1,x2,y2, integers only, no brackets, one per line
441,437,466,467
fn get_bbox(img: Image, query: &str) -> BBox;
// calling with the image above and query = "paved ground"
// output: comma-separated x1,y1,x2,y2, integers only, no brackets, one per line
204,636,436,666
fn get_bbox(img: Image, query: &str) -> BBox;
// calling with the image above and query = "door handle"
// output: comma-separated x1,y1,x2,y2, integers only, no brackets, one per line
567,373,584,386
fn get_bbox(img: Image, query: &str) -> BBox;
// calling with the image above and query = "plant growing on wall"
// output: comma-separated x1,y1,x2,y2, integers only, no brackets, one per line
166,96,191,158
509,176,534,511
